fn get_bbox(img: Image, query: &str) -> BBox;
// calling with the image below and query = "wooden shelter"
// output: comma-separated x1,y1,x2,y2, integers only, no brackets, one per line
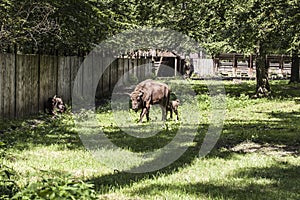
213,53,292,78
151,50,185,77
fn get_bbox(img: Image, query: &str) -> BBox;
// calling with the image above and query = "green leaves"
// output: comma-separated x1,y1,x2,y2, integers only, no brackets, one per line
0,143,19,199
1,0,299,56
12,176,97,200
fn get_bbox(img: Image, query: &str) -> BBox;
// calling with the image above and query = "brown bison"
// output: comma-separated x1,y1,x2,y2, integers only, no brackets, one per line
168,99,180,122
130,79,171,123
45,95,66,116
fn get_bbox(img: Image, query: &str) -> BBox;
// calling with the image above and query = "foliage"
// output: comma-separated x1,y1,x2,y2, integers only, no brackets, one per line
0,164,19,199
0,142,19,199
1,0,299,58
167,0,299,56
12,175,97,200
0,0,111,54
281,0,300,52
222,0,289,54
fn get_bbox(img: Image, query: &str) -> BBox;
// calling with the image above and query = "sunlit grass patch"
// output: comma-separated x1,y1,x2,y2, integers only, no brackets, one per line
103,153,299,200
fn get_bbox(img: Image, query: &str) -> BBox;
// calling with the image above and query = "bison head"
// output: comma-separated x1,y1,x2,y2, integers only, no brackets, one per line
130,90,144,112
53,96,66,113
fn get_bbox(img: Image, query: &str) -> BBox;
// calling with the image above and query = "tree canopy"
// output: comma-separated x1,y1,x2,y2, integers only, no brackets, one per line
1,0,299,56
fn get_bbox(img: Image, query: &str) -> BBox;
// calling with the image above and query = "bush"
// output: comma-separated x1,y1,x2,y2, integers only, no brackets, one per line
12,176,97,200
0,142,19,199
0,164,19,199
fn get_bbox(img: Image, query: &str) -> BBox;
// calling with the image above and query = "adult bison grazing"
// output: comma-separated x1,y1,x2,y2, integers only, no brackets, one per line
130,79,171,123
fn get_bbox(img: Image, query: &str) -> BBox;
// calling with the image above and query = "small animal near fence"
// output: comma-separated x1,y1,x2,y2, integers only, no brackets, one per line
0,52,152,118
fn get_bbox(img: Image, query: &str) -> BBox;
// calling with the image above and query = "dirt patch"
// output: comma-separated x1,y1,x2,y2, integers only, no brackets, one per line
230,141,299,157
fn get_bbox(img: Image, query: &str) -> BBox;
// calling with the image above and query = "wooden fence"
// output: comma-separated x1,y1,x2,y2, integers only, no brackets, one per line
193,59,214,76
213,53,292,78
0,52,152,118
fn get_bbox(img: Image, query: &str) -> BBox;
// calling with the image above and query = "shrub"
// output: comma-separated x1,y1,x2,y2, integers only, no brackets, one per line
0,142,19,199
0,164,19,199
12,176,97,200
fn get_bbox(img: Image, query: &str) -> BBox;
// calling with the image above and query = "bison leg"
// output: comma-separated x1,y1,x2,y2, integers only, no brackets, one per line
139,107,148,123
170,109,173,119
159,105,167,121
146,109,150,121
174,110,179,121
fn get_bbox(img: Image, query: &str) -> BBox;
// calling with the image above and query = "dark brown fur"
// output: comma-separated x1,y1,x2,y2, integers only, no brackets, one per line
45,95,66,116
130,79,170,123
168,99,180,121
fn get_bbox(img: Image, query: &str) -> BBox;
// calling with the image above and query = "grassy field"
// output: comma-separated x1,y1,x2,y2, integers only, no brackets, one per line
1,79,299,199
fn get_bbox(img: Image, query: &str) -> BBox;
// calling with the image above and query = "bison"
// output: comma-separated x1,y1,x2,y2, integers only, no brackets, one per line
130,79,170,123
168,99,180,122
45,95,66,116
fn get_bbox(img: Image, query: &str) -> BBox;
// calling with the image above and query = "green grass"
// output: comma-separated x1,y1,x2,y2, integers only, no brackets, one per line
1,79,300,199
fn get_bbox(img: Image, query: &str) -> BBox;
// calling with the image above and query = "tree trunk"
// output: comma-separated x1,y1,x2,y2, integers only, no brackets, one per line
289,50,300,83
255,47,270,97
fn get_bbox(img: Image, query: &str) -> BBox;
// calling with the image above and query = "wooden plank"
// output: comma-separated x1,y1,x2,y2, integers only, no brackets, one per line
16,54,26,117
57,56,71,104
100,54,113,97
0,53,8,118
7,53,16,118
117,58,124,87
137,58,142,80
146,59,152,77
2,53,10,117
0,53,15,118
28,54,39,115
70,56,82,95
110,59,118,92
39,55,58,112
123,58,129,84
38,55,46,113
102,57,111,96
92,51,102,99
133,59,138,78
39,55,49,111
70,56,84,103
142,59,147,79
81,53,94,100
95,52,103,99
145,59,151,78
0,54,4,117
24,55,31,116
51,55,58,97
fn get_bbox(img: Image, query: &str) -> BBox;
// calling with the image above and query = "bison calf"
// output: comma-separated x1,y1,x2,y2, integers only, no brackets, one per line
130,79,170,123
168,99,180,122
45,95,66,116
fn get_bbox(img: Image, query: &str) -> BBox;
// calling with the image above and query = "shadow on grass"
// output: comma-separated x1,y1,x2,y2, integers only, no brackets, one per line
89,123,208,192
102,122,189,152
191,80,256,98
0,114,83,151
216,110,300,152
124,161,299,199
88,108,300,194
